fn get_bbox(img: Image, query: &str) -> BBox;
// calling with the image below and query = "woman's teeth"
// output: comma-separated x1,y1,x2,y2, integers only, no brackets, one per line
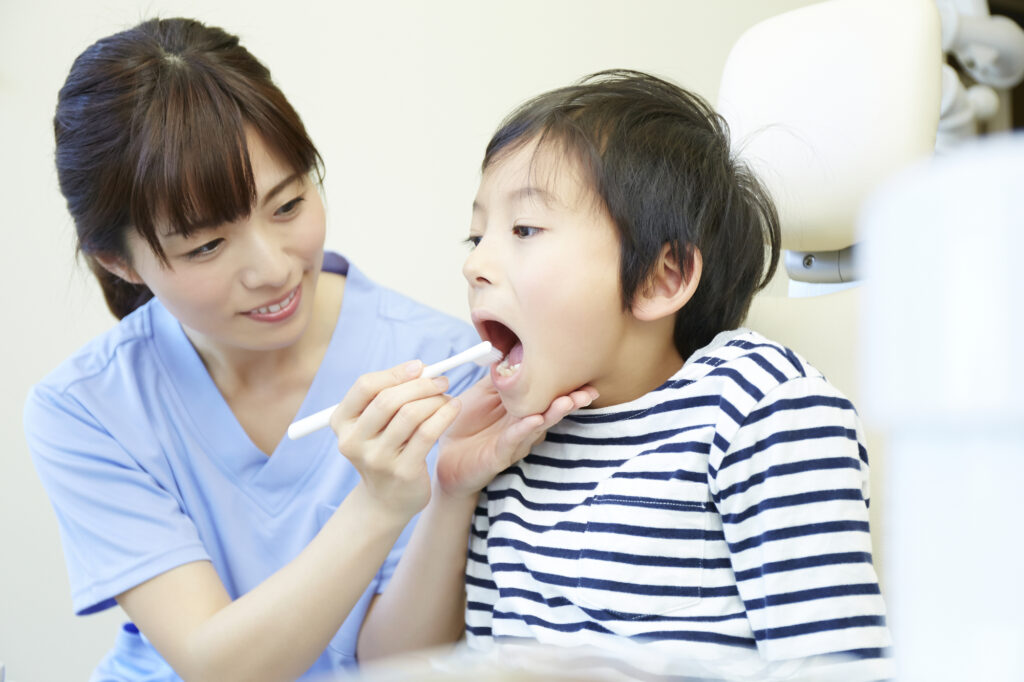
496,354,521,377
252,288,296,314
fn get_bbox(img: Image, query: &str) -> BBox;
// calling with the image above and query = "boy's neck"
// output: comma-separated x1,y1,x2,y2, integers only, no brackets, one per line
590,319,685,409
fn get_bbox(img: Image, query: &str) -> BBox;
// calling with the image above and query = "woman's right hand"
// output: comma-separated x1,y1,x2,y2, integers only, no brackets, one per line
329,360,461,520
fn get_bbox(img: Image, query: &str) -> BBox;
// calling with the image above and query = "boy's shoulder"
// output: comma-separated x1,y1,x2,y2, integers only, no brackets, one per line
682,327,825,389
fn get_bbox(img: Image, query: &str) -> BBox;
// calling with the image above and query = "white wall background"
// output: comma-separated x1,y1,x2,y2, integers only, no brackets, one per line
0,1,821,679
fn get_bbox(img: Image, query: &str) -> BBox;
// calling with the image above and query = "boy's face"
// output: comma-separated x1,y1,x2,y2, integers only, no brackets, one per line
464,137,646,417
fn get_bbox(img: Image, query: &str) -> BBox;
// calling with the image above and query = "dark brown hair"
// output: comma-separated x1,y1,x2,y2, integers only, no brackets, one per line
484,69,781,360
54,17,323,319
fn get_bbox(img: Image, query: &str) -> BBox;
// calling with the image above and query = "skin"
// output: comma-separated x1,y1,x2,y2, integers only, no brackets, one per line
357,136,702,660
98,131,463,681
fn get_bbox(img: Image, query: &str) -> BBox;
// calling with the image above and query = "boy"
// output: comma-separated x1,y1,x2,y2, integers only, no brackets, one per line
362,70,891,679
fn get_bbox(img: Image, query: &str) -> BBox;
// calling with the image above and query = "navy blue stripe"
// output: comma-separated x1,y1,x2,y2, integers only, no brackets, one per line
733,551,874,582
465,574,497,591
584,520,724,541
489,511,587,534
839,647,891,660
488,510,728,540
503,465,598,491
612,467,706,483
707,367,764,401
546,423,709,447
466,600,493,612
566,396,721,424
754,614,887,641
728,520,870,553
718,426,858,472
522,453,626,469
745,394,855,426
744,582,881,611
467,549,489,564
495,586,746,624
714,456,860,503
748,352,789,384
488,487,585,513
592,494,710,513
487,535,732,570
720,488,865,525
487,536,578,561
493,564,738,598
632,628,757,648
726,339,804,376
465,625,492,636
493,609,615,635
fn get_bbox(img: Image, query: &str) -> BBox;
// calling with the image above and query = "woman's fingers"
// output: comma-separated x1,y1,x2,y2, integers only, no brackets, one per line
332,360,425,423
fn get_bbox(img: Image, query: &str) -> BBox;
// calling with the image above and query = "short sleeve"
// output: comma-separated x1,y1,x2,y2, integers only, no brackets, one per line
24,383,208,615
707,375,891,669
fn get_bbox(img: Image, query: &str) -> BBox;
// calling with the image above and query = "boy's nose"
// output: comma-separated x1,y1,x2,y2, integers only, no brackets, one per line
462,242,494,287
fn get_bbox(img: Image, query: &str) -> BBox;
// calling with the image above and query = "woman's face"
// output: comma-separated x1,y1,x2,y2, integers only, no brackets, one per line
114,131,327,358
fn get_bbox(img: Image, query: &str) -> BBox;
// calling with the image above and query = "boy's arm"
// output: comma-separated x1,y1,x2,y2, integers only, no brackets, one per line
357,378,597,661
709,376,891,671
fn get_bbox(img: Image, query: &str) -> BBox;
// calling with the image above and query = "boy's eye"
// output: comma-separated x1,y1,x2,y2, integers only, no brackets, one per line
275,196,305,216
464,235,482,249
186,238,224,259
512,225,541,239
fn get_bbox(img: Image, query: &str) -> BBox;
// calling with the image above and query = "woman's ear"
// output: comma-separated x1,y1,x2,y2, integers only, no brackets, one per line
631,244,703,321
93,254,144,285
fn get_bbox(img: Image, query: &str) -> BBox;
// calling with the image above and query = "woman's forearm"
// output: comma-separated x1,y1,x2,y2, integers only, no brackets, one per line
120,483,411,682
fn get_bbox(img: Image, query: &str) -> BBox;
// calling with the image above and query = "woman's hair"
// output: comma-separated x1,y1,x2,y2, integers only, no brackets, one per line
483,69,781,360
54,17,324,319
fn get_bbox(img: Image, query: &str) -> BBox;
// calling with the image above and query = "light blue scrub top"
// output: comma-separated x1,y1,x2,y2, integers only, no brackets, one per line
24,254,484,681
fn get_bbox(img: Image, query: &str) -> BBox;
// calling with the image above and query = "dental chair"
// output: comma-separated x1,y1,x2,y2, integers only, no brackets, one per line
715,0,943,584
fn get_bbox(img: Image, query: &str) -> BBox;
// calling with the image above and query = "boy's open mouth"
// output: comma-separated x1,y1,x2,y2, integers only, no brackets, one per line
480,319,524,377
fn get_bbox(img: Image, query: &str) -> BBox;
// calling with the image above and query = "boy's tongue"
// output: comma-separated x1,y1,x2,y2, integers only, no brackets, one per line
506,341,524,367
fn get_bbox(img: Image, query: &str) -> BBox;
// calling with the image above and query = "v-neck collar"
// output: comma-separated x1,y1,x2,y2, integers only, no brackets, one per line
150,254,381,513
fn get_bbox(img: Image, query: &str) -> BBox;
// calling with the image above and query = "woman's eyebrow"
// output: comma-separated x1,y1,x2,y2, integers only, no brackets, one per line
260,172,303,208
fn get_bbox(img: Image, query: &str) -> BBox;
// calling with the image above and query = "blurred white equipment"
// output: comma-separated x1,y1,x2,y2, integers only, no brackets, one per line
716,0,942,585
936,0,1024,150
860,133,1024,682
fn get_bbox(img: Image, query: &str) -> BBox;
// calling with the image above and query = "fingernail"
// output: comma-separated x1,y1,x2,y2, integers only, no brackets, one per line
432,376,449,390
405,360,422,377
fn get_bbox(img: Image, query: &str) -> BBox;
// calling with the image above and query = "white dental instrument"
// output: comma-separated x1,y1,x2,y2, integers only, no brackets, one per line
286,340,501,440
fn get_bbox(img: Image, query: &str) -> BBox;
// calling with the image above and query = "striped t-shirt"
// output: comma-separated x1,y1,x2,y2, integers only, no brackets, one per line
465,328,891,679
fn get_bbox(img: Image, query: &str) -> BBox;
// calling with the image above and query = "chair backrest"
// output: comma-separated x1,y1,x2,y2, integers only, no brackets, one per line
715,0,943,578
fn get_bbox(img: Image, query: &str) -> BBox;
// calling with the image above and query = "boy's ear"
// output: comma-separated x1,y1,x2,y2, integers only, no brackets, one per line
93,254,144,285
631,244,702,322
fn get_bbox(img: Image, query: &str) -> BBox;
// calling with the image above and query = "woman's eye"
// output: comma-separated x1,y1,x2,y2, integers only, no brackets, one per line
186,238,224,259
275,196,305,216
512,225,541,239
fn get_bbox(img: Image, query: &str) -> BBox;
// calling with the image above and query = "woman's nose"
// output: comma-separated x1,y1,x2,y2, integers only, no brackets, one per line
240,224,290,289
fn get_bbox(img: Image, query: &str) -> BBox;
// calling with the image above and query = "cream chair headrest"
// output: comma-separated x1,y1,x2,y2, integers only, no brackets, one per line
717,0,943,253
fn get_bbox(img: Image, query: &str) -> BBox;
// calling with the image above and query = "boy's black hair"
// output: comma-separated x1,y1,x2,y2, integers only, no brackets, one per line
483,69,781,361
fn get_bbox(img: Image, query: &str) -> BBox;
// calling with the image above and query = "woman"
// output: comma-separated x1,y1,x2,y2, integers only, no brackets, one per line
26,17,483,681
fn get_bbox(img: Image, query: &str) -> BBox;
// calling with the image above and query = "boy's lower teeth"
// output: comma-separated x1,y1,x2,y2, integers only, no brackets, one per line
496,356,521,377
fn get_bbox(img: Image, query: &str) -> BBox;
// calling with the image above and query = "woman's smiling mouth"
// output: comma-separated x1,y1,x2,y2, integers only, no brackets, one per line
244,285,301,322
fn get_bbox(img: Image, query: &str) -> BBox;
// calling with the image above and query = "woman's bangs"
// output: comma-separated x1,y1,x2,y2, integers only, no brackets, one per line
131,71,257,256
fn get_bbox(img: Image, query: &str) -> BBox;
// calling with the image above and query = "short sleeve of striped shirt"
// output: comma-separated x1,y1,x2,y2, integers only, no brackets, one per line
707,373,891,664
